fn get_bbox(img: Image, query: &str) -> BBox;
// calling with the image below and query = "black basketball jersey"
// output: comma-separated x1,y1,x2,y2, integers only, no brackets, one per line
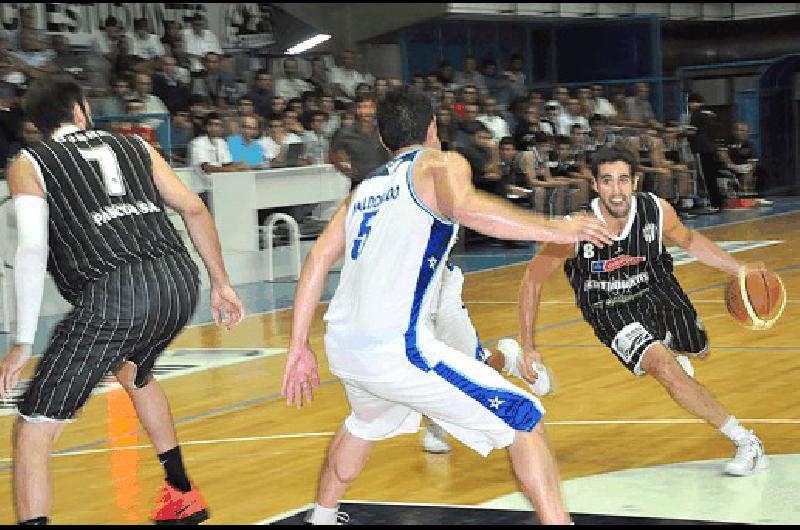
564,192,675,315
22,128,193,303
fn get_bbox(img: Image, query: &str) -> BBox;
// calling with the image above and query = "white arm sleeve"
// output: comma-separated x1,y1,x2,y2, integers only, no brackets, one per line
13,195,48,345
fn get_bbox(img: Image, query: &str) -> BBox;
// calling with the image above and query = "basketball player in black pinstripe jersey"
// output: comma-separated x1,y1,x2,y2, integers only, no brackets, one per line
517,146,768,478
0,74,244,524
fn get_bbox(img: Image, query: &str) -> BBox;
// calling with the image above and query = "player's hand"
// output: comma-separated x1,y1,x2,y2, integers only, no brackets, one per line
210,284,245,330
552,213,613,247
736,261,767,279
520,347,544,384
520,347,553,396
281,344,320,409
0,345,32,400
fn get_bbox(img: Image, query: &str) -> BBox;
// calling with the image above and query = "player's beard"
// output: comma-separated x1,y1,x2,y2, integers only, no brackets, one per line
601,195,631,219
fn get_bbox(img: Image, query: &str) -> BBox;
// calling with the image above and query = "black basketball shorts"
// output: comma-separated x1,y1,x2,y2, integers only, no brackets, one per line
584,279,708,376
18,253,199,421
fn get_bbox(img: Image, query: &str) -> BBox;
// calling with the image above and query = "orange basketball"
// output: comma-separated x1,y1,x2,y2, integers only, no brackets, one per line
725,269,786,328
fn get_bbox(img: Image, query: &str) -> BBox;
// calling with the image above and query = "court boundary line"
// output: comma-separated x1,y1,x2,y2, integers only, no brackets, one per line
2,418,797,465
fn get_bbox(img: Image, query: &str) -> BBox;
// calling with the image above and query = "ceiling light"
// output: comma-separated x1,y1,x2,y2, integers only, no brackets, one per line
286,34,331,55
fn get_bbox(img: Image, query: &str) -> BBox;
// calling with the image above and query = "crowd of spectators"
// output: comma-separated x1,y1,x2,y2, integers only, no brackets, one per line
0,8,768,224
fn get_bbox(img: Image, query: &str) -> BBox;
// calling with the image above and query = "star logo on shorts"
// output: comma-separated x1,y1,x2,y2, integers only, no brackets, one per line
428,256,438,269
488,396,504,410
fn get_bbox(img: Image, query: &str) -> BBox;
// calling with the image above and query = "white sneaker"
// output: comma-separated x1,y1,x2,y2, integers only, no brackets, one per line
724,433,769,476
496,338,552,396
675,354,695,378
305,508,350,525
422,424,452,454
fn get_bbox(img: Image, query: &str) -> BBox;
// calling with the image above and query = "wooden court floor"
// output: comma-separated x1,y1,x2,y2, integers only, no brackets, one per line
1,213,798,524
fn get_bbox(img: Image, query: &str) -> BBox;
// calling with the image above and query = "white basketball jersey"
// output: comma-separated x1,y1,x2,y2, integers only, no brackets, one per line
324,148,459,381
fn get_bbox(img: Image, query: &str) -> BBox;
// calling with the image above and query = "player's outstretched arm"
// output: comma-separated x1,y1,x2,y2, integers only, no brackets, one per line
430,151,612,246
660,198,741,276
0,155,47,398
518,243,573,381
149,144,244,329
283,196,349,409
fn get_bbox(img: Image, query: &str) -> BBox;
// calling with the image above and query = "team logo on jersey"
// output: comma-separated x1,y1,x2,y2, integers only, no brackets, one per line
643,223,656,243
591,255,646,273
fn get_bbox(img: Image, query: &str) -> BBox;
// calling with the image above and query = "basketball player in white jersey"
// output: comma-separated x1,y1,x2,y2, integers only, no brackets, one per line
517,146,767,477
282,89,614,525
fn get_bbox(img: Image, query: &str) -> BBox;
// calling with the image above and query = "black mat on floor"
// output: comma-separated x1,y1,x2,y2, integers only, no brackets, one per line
271,502,740,525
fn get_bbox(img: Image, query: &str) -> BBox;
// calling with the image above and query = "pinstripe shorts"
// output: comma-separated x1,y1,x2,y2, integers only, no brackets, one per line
584,279,708,376
18,253,199,421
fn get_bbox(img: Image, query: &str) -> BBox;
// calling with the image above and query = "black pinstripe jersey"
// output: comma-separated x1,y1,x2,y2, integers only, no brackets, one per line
564,192,675,313
23,129,193,303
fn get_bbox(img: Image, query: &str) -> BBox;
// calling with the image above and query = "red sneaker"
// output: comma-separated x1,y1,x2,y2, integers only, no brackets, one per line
151,482,210,525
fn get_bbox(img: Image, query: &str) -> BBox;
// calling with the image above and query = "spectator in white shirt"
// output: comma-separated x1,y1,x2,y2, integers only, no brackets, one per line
477,96,510,143
260,114,303,167
329,49,372,101
189,112,248,208
591,84,616,118
625,82,659,128
542,100,575,136
134,72,169,129
553,86,570,112
319,94,340,139
90,16,121,61
453,55,487,94
274,56,312,101
566,98,591,134
131,18,165,61
182,14,221,72
302,110,330,165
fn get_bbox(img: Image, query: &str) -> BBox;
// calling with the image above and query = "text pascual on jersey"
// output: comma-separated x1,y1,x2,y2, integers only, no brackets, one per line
91,201,162,226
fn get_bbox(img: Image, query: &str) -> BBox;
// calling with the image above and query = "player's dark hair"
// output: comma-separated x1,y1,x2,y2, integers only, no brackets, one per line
591,146,638,179
25,74,86,138
377,89,433,151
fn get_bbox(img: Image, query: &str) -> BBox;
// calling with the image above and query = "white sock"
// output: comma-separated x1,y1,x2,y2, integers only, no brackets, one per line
505,352,524,378
720,416,750,445
306,504,338,525
496,339,522,378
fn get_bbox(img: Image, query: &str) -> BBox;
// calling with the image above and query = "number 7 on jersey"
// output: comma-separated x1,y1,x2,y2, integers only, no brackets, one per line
78,145,126,197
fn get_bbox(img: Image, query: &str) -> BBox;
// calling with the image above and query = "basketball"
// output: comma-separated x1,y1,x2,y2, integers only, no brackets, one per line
725,268,787,329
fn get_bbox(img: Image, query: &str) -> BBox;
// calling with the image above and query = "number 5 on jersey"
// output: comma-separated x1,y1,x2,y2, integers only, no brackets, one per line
351,211,377,260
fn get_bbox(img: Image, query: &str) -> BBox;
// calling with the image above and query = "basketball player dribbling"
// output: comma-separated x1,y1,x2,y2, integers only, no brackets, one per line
517,146,767,476
282,89,616,525
0,74,244,524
